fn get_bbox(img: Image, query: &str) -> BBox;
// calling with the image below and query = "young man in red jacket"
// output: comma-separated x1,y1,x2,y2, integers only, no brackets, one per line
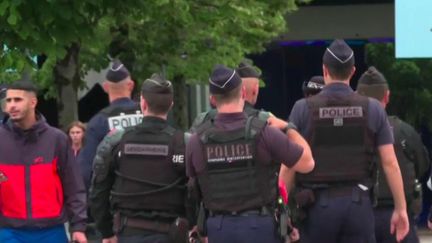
0,80,87,243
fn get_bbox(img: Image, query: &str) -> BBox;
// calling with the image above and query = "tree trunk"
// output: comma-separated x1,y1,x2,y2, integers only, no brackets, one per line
54,43,80,129
172,75,189,130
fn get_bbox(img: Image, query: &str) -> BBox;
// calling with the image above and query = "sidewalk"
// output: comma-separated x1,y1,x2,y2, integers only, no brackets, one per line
419,228,432,242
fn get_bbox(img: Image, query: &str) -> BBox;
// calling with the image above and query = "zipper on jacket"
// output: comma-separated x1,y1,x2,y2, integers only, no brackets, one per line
25,164,32,219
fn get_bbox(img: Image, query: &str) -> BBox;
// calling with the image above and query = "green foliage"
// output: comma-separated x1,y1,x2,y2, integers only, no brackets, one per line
111,0,299,84
1,0,300,95
366,43,432,128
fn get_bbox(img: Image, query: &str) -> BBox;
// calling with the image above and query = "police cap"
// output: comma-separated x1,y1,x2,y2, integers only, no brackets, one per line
236,61,260,79
209,64,242,94
106,60,130,83
323,39,355,69
356,66,389,100
141,73,173,94
0,84,7,100
303,76,324,96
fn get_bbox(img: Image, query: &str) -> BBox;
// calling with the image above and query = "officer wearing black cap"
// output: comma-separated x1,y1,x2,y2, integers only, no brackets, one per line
78,60,142,191
288,39,409,242
190,61,271,132
90,74,190,243
186,64,314,243
357,67,429,243
302,76,324,97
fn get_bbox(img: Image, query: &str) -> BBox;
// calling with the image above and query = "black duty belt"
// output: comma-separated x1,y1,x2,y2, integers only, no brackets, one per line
209,207,271,217
122,217,171,233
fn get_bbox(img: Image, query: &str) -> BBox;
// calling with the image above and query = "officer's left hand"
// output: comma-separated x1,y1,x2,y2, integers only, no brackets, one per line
428,219,432,230
71,231,88,243
267,116,287,130
289,227,300,242
390,209,409,242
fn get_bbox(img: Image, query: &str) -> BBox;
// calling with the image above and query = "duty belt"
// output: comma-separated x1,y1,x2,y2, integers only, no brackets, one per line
209,206,271,217
114,214,171,233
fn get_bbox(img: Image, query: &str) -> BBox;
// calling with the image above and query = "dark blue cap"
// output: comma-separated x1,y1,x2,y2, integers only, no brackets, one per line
323,39,355,69
209,64,242,94
106,60,130,83
141,73,173,94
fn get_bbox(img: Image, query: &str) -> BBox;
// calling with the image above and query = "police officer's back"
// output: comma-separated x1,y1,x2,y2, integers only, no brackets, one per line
186,65,314,243
289,39,409,243
357,67,429,243
90,74,189,243
78,60,142,190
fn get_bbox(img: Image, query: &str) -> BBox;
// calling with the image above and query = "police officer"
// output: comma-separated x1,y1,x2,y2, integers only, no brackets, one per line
356,66,430,243
302,76,324,97
288,39,409,243
90,74,189,243
186,64,315,243
190,61,270,132
78,60,142,191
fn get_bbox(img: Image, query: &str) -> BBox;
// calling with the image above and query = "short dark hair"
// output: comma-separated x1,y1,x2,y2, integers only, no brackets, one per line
212,85,242,105
325,64,353,80
142,92,173,115
8,80,38,95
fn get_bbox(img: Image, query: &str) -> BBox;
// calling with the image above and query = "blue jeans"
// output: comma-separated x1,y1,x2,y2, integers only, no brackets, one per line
0,224,68,243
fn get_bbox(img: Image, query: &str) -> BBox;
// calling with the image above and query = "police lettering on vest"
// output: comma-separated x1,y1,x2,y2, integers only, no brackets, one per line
319,106,363,126
108,111,143,130
206,142,253,163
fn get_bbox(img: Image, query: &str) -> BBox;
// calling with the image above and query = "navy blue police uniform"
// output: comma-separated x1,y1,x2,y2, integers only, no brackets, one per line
78,61,142,190
357,67,430,243
187,65,304,243
289,40,394,243
90,74,190,243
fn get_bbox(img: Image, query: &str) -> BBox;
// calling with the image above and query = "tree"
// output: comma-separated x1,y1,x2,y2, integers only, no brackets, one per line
104,0,301,128
1,0,304,128
366,43,432,129
0,0,122,127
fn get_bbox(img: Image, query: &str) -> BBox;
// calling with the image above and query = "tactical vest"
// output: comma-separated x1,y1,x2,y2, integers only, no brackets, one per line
101,104,143,131
190,103,269,133
297,92,375,185
377,116,417,205
110,123,186,217
196,117,278,213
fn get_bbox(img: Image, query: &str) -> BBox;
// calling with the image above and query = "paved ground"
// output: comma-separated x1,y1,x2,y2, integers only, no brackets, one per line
420,229,432,242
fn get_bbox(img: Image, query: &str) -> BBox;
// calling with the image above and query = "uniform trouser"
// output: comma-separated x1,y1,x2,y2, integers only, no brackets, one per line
206,214,282,243
374,207,419,243
299,189,376,243
0,224,68,243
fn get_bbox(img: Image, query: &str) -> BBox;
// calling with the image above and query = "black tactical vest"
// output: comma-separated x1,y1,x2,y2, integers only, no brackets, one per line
377,116,416,205
297,92,375,185
101,104,143,130
110,123,186,217
196,117,278,213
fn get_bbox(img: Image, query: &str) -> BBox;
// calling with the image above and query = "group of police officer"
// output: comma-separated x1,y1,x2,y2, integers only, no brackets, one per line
76,39,431,243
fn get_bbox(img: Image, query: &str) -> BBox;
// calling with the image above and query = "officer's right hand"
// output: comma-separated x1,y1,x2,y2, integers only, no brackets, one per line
102,236,118,243
390,209,409,242
428,219,432,230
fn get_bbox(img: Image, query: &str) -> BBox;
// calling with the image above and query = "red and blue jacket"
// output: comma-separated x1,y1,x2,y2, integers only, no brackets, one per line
0,116,87,232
